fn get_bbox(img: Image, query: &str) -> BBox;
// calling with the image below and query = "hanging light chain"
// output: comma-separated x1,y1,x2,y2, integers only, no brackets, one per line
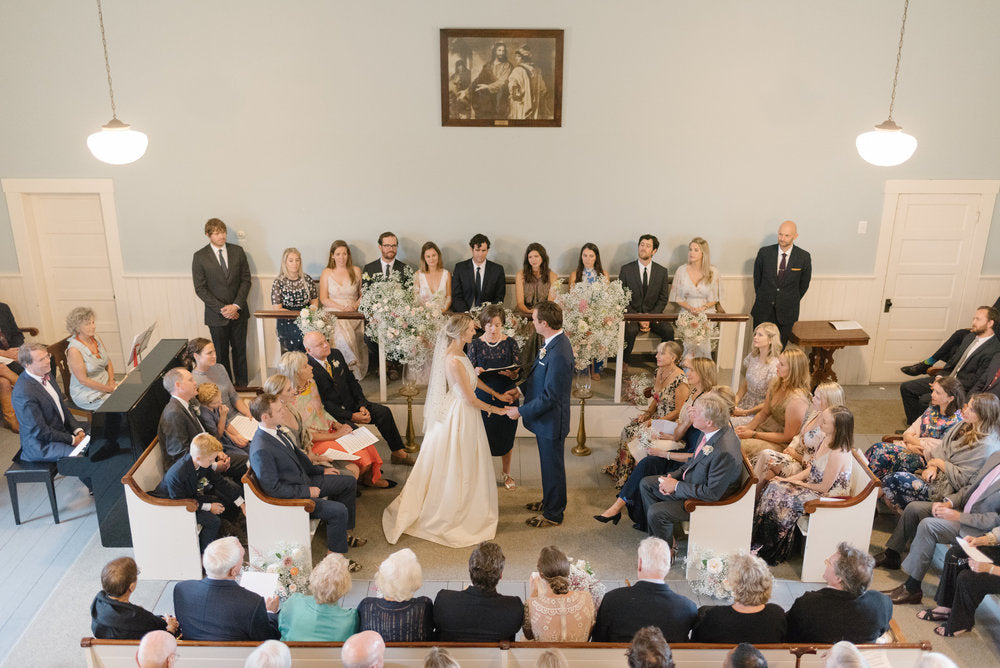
886,0,909,122
95,0,119,121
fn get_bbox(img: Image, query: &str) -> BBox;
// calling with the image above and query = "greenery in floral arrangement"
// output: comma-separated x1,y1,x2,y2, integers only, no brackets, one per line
243,542,312,601
467,301,530,349
359,268,442,367
555,278,631,371
675,310,712,349
687,547,735,601
295,305,337,339
566,557,607,609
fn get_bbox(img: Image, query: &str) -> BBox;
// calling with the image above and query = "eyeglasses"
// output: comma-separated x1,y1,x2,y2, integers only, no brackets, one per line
380,243,398,248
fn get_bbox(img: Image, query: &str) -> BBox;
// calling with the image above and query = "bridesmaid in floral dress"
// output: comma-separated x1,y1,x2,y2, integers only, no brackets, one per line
319,240,368,380
731,322,782,427
270,248,318,353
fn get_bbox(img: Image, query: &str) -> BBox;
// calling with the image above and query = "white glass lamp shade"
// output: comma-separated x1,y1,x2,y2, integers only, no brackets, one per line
87,118,148,165
856,119,917,167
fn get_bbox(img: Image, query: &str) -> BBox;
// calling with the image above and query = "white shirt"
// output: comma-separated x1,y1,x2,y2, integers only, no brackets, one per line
952,333,996,376
170,394,198,420
543,330,564,348
26,370,66,423
697,428,720,447
211,242,229,270
472,259,487,275
777,244,794,274
380,260,395,276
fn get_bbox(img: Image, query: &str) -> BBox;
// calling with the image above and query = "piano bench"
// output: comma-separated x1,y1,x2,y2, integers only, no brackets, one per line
5,460,60,525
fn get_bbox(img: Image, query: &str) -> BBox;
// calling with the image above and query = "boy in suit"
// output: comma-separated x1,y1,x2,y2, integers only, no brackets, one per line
751,220,812,346
451,233,507,313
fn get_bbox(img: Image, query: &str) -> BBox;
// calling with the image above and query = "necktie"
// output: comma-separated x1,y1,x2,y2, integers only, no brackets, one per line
987,366,1000,390
641,266,648,294
41,374,50,385
384,264,390,278
950,340,979,377
964,464,1000,512
277,427,297,451
778,252,787,280
218,248,229,277
475,266,482,302
324,360,334,378
683,435,708,480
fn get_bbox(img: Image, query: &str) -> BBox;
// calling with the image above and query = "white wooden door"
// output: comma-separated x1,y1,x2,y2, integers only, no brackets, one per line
870,182,998,382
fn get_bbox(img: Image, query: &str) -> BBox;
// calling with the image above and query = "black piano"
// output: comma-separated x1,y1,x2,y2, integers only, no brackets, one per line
58,339,186,547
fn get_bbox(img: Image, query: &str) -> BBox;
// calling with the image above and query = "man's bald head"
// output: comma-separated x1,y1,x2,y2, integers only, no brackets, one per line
136,630,177,668
341,630,385,668
777,220,798,251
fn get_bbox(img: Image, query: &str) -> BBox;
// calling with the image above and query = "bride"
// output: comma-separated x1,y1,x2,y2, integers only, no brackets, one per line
383,313,507,547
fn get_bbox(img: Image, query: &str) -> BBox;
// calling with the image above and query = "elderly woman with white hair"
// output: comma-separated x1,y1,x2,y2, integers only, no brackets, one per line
278,553,359,641
357,548,434,641
65,306,117,409
244,639,291,668
691,553,786,643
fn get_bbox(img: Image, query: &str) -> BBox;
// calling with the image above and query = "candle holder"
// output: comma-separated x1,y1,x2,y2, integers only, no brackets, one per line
572,366,594,456
399,363,421,452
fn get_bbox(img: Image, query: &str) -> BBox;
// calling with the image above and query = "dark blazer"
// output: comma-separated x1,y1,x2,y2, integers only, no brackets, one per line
192,243,252,327
786,588,892,644
944,450,1000,535
307,349,368,424
943,334,1000,392
591,580,697,643
672,424,743,502
90,591,168,640
970,353,1000,398
173,578,279,641
751,244,812,325
11,373,82,462
619,260,670,315
0,302,26,350
451,258,506,312
157,397,206,464
155,455,242,505
519,332,574,440
433,585,523,642
249,428,324,500
361,258,411,284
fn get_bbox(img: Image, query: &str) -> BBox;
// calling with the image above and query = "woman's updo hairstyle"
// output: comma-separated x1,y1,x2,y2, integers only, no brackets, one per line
443,313,474,342
537,545,570,595
183,337,213,370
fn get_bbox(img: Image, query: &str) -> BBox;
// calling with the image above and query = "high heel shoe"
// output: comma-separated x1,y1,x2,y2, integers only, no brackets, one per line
593,512,621,525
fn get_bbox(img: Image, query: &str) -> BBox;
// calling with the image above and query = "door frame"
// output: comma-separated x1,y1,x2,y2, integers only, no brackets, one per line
870,179,999,381
1,178,132,353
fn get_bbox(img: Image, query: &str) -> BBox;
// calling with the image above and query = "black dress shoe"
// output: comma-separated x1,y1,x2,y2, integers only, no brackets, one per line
883,584,922,605
593,512,621,525
873,551,901,570
900,362,931,376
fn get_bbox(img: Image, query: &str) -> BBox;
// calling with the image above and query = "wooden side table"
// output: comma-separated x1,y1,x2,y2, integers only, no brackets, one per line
790,321,870,389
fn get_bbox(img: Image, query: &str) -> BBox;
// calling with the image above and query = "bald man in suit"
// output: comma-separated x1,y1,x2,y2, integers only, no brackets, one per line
751,220,812,346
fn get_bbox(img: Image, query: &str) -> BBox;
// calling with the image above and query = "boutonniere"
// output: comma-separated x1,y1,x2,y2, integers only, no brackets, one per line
538,347,547,360
702,445,714,456
331,359,340,368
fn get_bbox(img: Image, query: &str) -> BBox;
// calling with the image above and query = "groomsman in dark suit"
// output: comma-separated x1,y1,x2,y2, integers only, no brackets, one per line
11,343,87,462
451,233,507,313
751,220,812,346
618,234,673,364
0,301,28,432
361,231,411,380
192,218,252,386
302,331,414,465
505,301,573,527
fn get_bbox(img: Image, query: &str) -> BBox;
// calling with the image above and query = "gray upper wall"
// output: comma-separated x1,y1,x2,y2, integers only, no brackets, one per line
2,0,999,278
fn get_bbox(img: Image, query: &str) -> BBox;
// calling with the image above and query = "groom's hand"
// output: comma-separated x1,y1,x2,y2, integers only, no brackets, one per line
500,388,520,403
505,406,520,420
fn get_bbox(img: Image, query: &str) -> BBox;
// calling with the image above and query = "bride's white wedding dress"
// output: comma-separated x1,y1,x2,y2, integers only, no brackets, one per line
382,353,498,548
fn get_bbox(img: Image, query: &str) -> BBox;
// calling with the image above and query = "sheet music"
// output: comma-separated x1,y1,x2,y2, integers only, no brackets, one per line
229,415,259,440
320,448,361,461
957,537,995,564
334,426,378,454
69,435,90,457
239,571,278,599
650,419,676,436
0,355,13,366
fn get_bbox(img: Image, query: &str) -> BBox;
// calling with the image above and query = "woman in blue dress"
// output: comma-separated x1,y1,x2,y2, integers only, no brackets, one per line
467,304,521,489
568,243,610,379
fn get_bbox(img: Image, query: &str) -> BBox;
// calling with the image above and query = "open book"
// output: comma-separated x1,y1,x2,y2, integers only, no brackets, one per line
228,415,259,441
957,537,995,564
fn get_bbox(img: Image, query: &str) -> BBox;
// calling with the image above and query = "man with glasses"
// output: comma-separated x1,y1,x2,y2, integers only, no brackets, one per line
362,231,411,380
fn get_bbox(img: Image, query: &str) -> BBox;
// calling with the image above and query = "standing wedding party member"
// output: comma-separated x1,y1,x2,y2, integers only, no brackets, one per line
65,306,117,410
505,301,574,528
414,242,451,313
271,247,318,353
670,237,721,359
731,323,782,427
319,240,368,380
451,234,506,313
751,220,811,346
619,234,673,366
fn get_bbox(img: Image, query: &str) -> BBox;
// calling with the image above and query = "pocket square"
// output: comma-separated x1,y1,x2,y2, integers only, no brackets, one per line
790,267,802,271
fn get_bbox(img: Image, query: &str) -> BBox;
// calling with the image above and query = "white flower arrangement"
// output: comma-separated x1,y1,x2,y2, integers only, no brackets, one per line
243,542,312,601
555,278,631,371
687,547,734,601
359,268,442,367
623,373,654,407
567,557,606,609
675,310,711,345
295,305,337,339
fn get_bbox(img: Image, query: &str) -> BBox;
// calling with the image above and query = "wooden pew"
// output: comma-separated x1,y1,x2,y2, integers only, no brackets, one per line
242,469,320,562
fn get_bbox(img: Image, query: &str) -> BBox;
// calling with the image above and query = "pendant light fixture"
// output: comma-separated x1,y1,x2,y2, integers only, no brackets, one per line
86,0,147,165
856,0,917,167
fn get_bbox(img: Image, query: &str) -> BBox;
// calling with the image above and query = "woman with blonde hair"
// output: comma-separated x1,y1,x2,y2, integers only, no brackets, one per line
732,322,782,427
318,240,368,379
670,237,721,358
357,548,434,641
735,346,811,457
692,552,786,643
278,553,359,641
523,546,595,641
65,306,117,410
270,247,318,353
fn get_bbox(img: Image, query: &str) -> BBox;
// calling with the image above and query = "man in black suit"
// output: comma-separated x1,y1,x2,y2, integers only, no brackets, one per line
303,331,414,466
638,392,743,539
173,536,280,641
192,218,252,387
592,537,697,642
0,301,27,432
618,234,673,364
11,343,87,462
248,394,362,564
899,306,999,423
751,220,812,346
969,352,1000,400
361,231,411,380
433,541,523,641
451,233,507,313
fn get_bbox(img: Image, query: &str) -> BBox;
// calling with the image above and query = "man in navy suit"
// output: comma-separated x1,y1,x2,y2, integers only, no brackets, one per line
591,537,697,642
751,220,812,346
303,331,414,466
248,394,362,565
11,343,87,462
0,301,28,432
361,231,412,380
192,218,252,387
638,392,743,540
505,301,573,527
618,234,673,364
173,536,280,641
451,233,507,313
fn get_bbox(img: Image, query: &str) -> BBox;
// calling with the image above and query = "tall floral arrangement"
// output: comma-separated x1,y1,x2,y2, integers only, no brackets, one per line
243,542,312,601
295,305,337,339
359,269,442,368
687,547,734,601
555,278,631,371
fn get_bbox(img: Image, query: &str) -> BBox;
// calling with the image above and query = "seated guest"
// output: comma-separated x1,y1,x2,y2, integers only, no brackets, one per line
0,301,28,432
248,393,362,570
319,240,368,380
136,630,178,668
65,306,116,410
303,331,415,466
731,322,782,427
876,446,1000,604
535,649,569,668
514,242,558,315
724,643,768,668
669,237,721,358
786,542,892,643
626,626,675,668
568,243,610,379
423,647,461,668
866,376,964,482
752,406,855,565
11,342,87,462
414,241,451,313
244,639,291,668
358,548,434,641
450,233,506,314
825,641,867,668
361,231,411,380
880,393,999,513
155,433,245,552
592,537,696,643
603,341,689,490
899,306,999,423
619,234,674,365
433,541,523,641
187,337,254,453
735,346,811,458
173,536,280,641
969,350,1000,400
341,630,386,668
196,382,247,456
271,247,318,353
523,545,594,641
91,557,177,639
921,525,1000,637
279,553,359,641
692,552,786,643
638,391,743,543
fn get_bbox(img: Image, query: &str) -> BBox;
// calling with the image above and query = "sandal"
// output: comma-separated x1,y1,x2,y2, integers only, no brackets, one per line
916,608,950,622
502,474,516,490
346,534,367,548
348,560,362,573
934,625,970,637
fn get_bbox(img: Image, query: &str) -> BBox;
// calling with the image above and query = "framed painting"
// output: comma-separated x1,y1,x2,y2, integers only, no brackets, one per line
441,28,563,127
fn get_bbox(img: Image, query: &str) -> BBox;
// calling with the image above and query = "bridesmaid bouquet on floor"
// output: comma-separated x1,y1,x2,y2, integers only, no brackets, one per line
295,305,337,339
360,268,441,368
556,278,631,371
567,557,606,609
687,547,734,601
243,542,312,601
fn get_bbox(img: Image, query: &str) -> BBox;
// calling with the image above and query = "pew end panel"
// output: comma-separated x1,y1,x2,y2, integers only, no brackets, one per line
242,470,319,562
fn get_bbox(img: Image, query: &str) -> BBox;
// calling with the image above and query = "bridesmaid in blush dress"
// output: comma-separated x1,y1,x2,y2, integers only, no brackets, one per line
319,240,368,380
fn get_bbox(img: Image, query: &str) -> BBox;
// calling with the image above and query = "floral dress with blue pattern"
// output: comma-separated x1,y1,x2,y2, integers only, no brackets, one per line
864,405,961,480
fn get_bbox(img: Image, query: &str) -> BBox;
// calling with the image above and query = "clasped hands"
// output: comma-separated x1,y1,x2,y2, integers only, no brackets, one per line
500,388,521,419
211,452,231,473
657,474,679,496
931,499,960,522
351,406,372,424
219,304,240,320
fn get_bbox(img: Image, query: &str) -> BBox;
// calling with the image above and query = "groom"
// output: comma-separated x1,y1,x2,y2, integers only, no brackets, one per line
505,301,574,528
